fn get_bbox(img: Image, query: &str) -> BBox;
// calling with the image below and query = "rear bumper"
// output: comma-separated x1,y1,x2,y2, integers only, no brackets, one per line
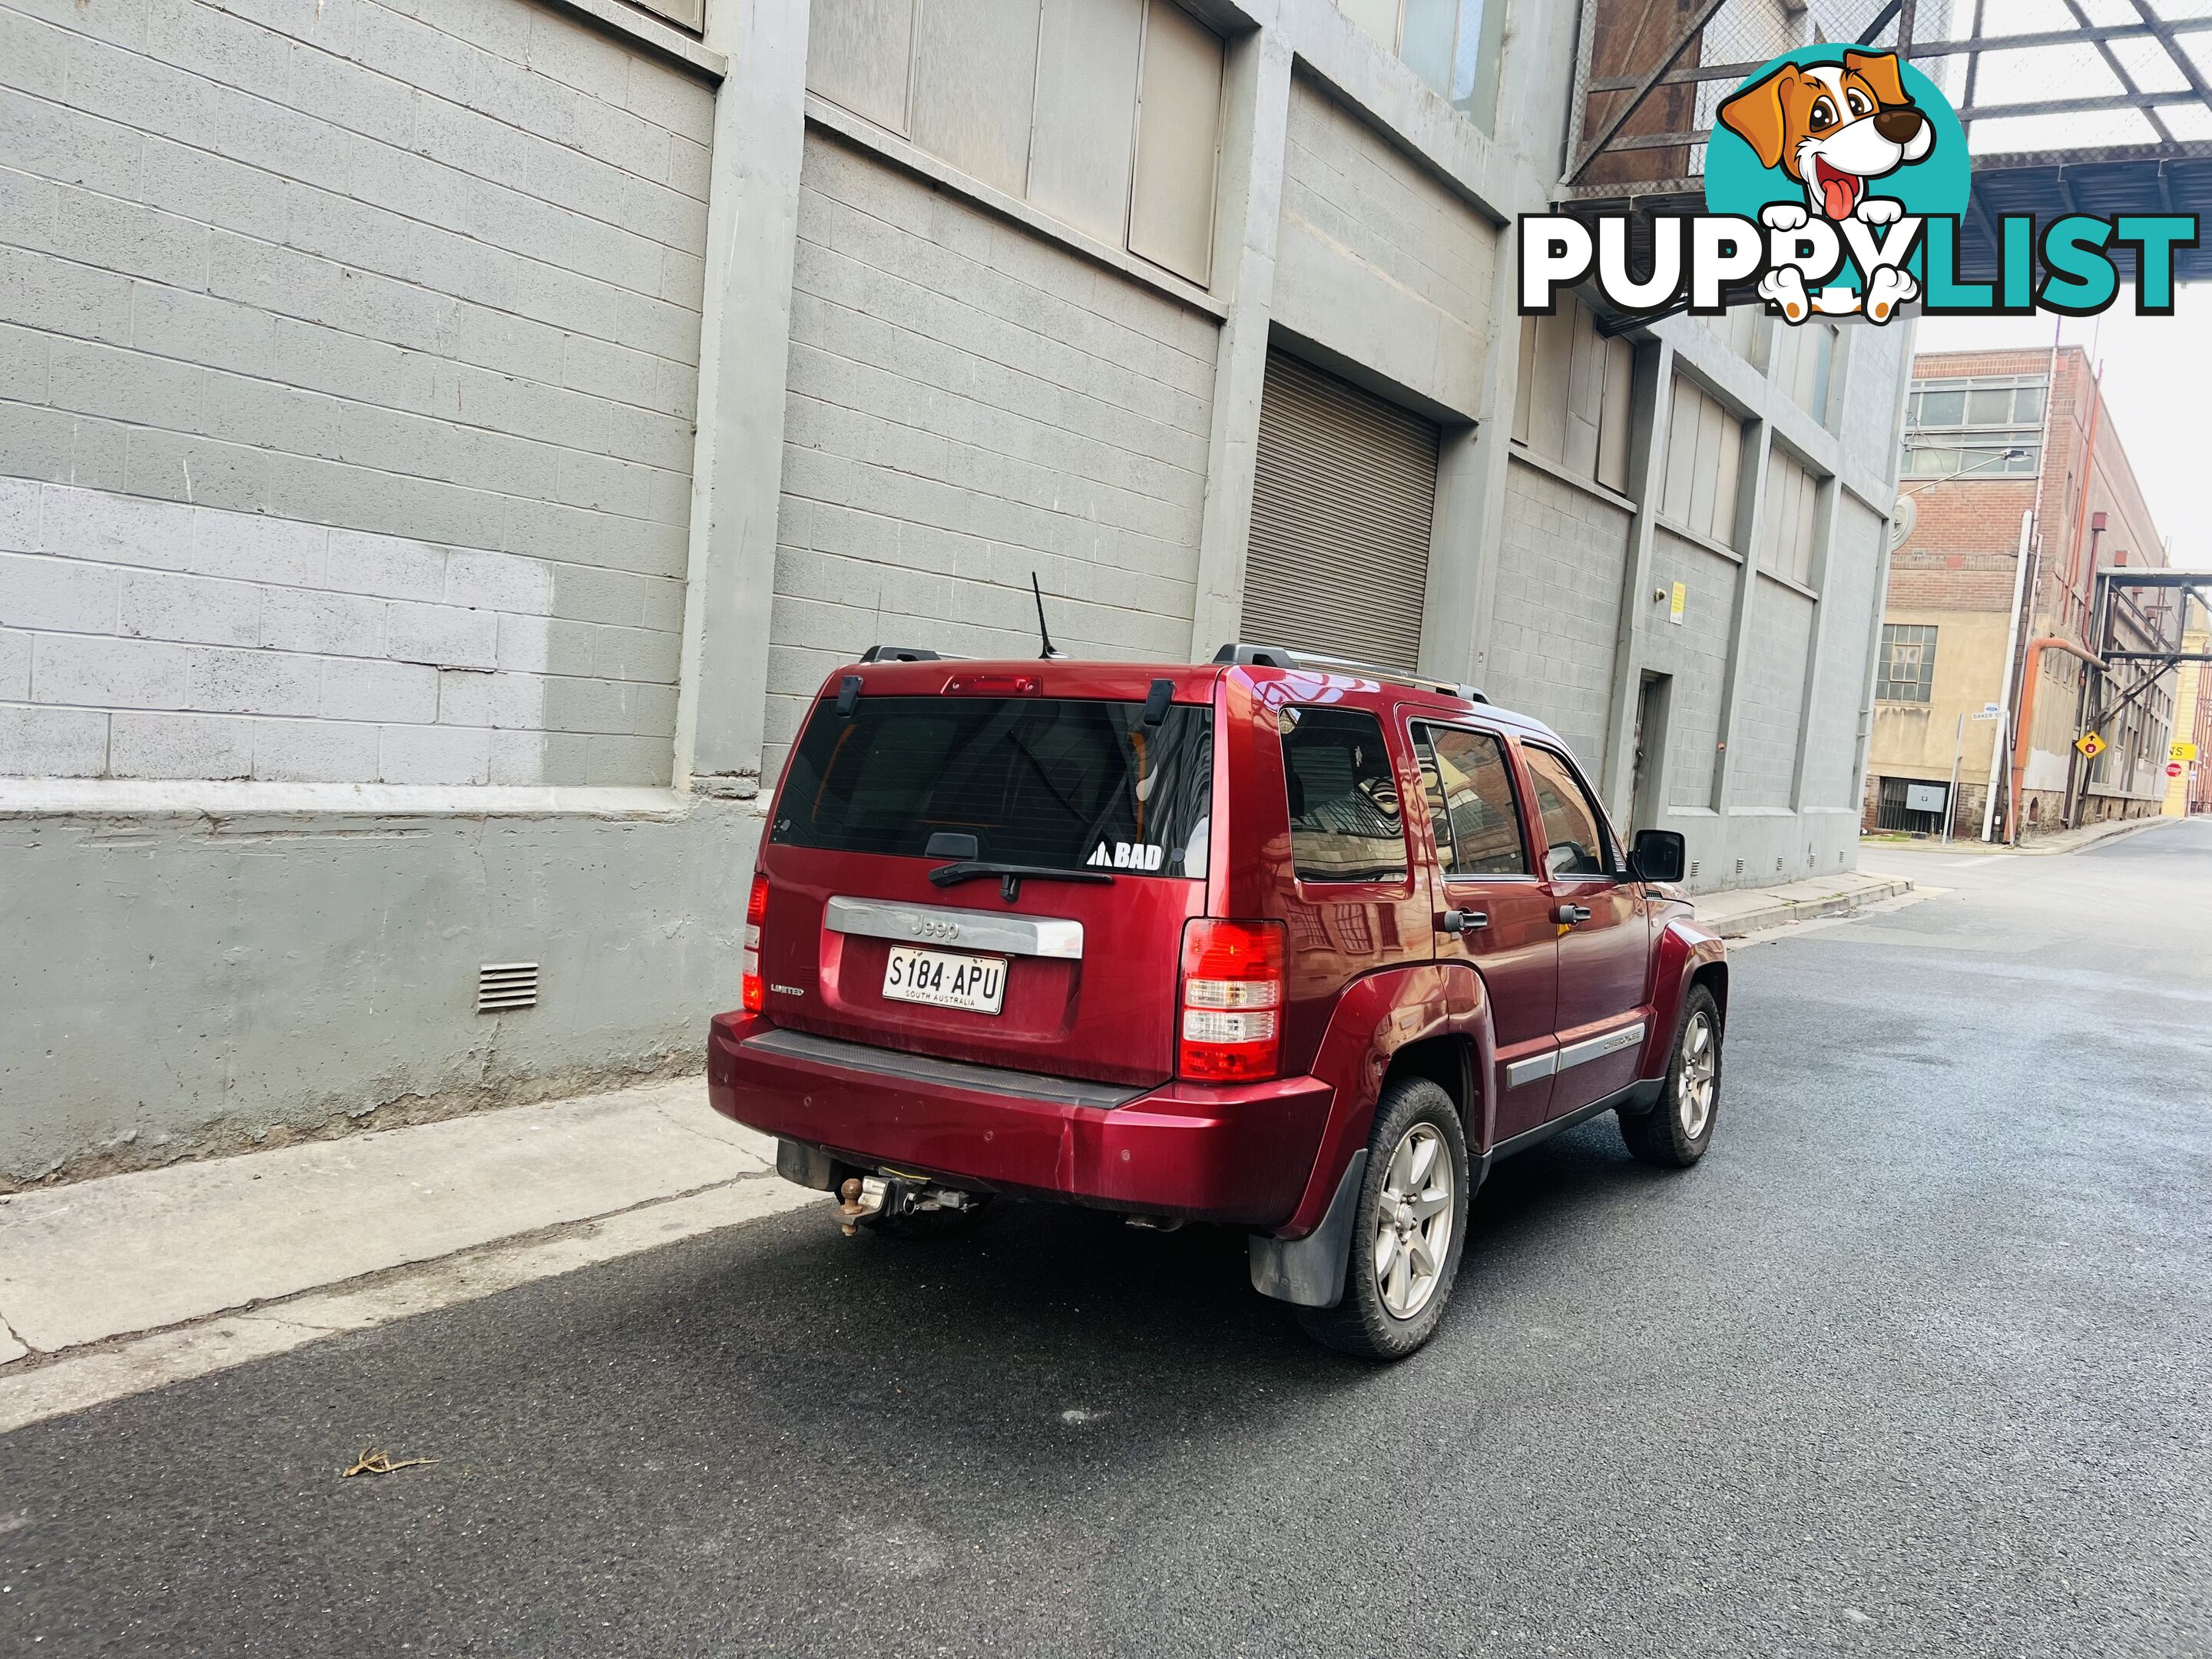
706,1013,1334,1228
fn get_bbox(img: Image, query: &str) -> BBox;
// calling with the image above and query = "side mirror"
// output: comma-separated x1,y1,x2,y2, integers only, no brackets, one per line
1630,830,1686,885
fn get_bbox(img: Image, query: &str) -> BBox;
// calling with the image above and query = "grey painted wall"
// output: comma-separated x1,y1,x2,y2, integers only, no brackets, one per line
1271,74,1495,419
1804,497,1888,808
0,793,755,1182
0,0,714,786
1736,578,1815,810
1644,528,1740,809
1488,457,1631,766
767,132,1217,770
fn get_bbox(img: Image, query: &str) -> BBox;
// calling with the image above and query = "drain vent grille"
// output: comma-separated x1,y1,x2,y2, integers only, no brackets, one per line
477,962,539,1013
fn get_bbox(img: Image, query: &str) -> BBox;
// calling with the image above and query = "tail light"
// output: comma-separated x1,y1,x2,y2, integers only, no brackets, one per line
1178,919,1285,1081
742,872,768,1014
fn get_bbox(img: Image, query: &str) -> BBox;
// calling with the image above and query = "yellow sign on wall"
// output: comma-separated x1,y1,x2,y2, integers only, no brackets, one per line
1668,582,1687,625
2174,741,2201,763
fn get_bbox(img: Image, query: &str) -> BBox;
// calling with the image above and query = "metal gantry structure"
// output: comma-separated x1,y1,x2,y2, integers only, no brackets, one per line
1563,0,2212,284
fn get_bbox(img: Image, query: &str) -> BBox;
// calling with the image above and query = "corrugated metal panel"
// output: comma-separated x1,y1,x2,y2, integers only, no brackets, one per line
1242,351,1440,672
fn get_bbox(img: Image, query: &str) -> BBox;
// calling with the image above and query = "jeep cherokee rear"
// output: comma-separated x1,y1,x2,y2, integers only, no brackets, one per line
707,647,1727,1359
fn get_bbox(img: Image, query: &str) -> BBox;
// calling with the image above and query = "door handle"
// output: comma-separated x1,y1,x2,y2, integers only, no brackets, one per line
1555,903,1591,926
1436,909,1488,935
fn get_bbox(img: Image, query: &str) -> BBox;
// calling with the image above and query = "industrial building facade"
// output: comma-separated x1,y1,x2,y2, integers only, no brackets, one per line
0,0,1914,1180
1866,348,2179,840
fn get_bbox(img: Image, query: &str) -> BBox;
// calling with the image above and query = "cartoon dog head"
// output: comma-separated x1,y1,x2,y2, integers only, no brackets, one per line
1717,51,1934,221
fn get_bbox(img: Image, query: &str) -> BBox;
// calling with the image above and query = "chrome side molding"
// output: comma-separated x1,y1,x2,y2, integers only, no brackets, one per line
1504,1051,1557,1089
1502,1022,1645,1089
823,896,1084,959
1555,1022,1645,1073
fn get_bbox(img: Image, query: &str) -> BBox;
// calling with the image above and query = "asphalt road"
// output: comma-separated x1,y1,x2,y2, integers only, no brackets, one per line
5,820,2210,1657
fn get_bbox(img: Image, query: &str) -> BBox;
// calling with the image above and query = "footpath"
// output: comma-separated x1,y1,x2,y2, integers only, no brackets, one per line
1861,812,2176,860
0,864,1921,1435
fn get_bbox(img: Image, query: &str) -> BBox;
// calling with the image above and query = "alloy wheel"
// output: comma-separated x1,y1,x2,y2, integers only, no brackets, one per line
1677,1010,1717,1139
1372,1122,1454,1320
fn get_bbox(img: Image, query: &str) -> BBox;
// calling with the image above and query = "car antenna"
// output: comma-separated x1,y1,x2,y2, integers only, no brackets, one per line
1031,571,1062,660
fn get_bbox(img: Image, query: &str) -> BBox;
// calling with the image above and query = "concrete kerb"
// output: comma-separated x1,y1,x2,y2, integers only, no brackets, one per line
1694,876,1919,941
0,1174,820,1437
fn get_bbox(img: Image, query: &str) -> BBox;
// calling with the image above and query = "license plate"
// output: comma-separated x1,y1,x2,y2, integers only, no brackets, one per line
882,947,1008,1015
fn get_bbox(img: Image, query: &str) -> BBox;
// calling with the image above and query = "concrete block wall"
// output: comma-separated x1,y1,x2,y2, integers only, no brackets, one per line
1272,76,1493,417
1485,459,1632,764
2,794,757,1183
1804,497,1886,807
1838,312,1902,480
0,476,682,782
1644,528,1739,809
1734,576,1814,809
0,0,710,784
767,133,1217,767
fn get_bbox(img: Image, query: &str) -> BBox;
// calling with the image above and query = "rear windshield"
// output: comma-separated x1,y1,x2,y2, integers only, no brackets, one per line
772,695,1214,878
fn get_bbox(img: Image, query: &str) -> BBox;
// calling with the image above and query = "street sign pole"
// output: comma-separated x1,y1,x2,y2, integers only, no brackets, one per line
1945,712,1965,843
1985,511,2035,843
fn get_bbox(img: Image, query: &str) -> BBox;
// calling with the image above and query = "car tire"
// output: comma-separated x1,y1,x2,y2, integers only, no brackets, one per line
1295,1078,1469,1362
1620,985,1722,1169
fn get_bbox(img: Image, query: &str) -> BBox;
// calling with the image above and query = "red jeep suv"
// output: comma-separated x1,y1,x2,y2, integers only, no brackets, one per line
707,644,1727,1359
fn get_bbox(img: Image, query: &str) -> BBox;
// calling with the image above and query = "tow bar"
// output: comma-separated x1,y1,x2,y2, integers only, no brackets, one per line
836,1174,982,1236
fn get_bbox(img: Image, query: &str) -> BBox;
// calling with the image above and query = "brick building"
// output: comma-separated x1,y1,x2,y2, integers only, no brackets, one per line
1867,347,2178,839
0,0,1916,1181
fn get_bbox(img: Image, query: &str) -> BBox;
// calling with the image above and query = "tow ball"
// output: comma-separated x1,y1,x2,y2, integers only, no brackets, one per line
836,1173,980,1236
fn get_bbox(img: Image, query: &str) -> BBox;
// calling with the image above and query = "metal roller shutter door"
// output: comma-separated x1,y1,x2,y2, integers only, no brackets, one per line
1242,349,1441,671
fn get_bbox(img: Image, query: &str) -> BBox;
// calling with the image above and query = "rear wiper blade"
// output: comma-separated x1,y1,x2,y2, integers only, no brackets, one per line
928,860,1114,902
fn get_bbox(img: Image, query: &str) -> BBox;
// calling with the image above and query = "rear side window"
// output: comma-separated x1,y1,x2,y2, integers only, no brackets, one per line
1279,706,1407,883
1521,743,1613,878
1415,725,1528,876
772,695,1213,877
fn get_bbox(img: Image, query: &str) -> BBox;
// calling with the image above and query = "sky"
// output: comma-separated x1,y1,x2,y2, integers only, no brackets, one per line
1879,2,2212,571
1916,296,2212,572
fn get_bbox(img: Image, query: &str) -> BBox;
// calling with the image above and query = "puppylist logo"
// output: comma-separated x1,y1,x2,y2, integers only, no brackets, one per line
1523,47,2199,326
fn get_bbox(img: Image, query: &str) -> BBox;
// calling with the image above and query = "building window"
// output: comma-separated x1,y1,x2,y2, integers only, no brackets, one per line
1657,376,1745,548
1512,297,1634,494
1876,624,1938,703
1760,449,1820,589
806,0,1224,286
1902,376,2045,478
1336,0,1505,128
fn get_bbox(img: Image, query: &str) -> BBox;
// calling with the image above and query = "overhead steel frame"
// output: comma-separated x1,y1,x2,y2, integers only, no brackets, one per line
2071,569,2212,821
1560,1,2212,283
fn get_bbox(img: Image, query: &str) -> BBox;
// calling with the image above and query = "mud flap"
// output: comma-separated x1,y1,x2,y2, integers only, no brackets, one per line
1247,1150,1366,1309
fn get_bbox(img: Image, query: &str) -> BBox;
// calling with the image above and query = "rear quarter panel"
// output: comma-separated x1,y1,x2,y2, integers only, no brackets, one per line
1273,962,1495,1238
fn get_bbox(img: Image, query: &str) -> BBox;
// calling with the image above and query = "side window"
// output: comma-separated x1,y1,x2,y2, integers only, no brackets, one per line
1280,707,1407,883
1419,725,1528,877
1520,745,1613,879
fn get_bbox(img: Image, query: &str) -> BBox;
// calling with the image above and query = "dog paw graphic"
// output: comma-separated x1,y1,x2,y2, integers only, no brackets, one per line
1760,203,1810,233
1856,197,1905,227
1866,265,1919,322
1757,266,1811,323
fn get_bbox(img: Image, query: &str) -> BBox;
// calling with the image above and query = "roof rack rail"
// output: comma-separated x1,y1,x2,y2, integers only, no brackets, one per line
1211,643,1487,704
857,644,954,663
